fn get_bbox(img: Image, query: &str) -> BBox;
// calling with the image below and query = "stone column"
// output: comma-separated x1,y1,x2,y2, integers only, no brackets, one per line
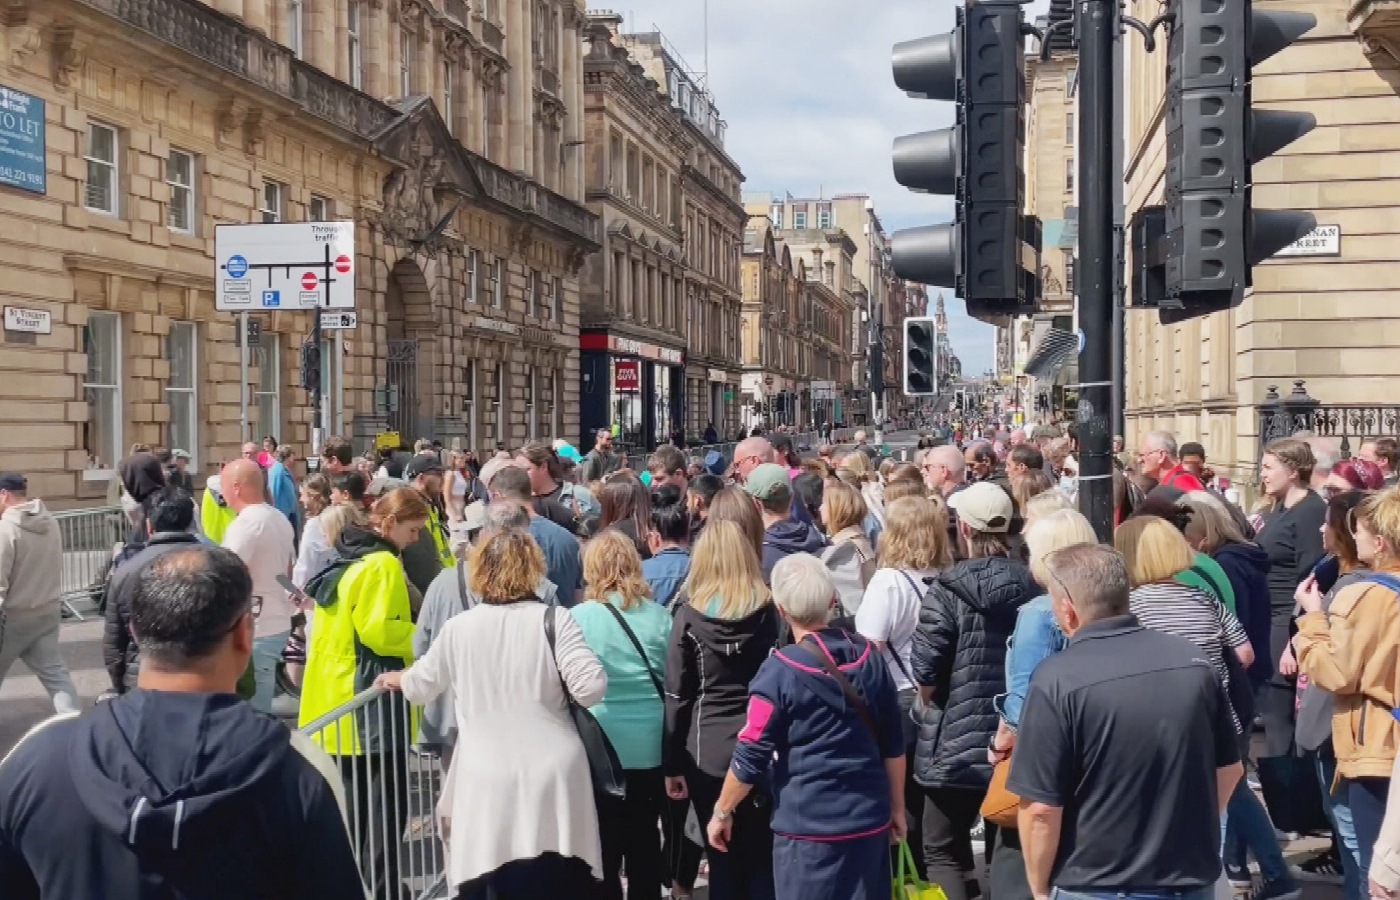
506,0,529,173
215,0,246,23
363,0,388,97
242,0,268,33
307,0,336,75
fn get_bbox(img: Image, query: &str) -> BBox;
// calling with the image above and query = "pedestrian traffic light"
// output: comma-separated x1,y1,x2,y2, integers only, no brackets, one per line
299,342,321,394
1155,0,1317,323
890,1,1037,324
903,317,938,396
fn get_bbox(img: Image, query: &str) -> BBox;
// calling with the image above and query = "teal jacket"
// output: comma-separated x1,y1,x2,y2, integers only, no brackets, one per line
571,594,671,770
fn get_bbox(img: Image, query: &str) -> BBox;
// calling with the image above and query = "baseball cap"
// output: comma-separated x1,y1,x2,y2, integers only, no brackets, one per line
404,453,444,480
704,450,725,477
0,472,25,493
171,449,192,461
366,475,405,497
743,463,791,502
948,482,1014,533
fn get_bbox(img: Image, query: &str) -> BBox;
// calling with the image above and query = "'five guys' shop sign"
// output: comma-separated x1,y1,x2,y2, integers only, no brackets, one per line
581,332,684,365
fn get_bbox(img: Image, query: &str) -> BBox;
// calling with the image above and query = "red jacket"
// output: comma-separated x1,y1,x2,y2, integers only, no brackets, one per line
1158,464,1205,493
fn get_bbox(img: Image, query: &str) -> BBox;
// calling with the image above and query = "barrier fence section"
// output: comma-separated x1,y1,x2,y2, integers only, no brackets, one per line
55,506,126,620
299,686,448,900
620,431,824,473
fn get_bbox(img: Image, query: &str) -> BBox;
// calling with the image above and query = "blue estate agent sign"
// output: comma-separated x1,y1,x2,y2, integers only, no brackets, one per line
0,86,44,195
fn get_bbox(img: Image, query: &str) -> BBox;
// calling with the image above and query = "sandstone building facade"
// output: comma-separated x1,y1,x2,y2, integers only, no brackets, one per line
2,0,598,503
1121,0,1400,479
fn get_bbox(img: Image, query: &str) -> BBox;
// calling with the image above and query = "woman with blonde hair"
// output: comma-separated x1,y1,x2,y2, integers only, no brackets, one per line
664,520,780,898
855,495,953,875
819,481,876,616
706,485,766,558
1022,490,1075,530
988,509,1097,900
572,529,672,900
1295,487,1400,890
378,528,608,899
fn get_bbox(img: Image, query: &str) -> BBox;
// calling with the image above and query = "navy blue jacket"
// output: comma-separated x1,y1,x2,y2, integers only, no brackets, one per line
0,691,363,899
1214,542,1274,688
760,519,827,584
731,629,903,840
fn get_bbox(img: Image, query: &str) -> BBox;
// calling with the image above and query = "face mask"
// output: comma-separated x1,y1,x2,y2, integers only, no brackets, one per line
1059,474,1079,495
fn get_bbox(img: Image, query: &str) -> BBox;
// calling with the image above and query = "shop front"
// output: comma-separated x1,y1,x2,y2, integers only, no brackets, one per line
580,332,685,452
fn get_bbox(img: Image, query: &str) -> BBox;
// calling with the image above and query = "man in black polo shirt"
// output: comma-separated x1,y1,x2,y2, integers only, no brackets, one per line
1008,543,1242,900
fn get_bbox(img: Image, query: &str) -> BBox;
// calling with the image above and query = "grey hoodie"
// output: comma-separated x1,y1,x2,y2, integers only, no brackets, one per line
0,498,64,616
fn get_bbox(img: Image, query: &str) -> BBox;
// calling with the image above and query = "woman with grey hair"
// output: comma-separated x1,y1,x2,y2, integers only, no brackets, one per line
707,553,907,900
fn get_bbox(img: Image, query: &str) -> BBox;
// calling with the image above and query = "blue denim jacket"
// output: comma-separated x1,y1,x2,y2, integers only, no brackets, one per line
997,594,1068,728
642,546,691,608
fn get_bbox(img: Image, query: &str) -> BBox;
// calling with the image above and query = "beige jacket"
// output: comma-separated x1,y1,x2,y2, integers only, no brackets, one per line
0,499,64,616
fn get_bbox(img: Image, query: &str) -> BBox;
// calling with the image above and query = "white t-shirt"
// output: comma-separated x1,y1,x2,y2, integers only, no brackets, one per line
222,503,296,636
855,567,937,691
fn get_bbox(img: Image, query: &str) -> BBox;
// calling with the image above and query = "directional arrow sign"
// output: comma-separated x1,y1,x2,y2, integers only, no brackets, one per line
320,311,358,330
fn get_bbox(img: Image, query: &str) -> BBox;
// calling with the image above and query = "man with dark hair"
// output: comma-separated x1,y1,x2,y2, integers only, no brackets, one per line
0,547,363,899
581,427,619,484
319,436,355,475
489,466,582,605
401,454,453,595
1360,436,1400,487
648,445,689,491
102,487,204,695
744,464,825,583
1010,544,1241,900
1006,443,1045,481
1179,442,1207,479
330,471,368,505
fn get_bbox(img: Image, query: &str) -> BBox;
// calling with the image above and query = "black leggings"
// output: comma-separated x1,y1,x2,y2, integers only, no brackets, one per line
686,765,776,900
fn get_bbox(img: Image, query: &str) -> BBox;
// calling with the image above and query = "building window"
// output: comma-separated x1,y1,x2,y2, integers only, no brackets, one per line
1065,158,1075,194
494,361,507,445
85,122,119,216
552,276,563,322
261,180,284,223
288,0,304,57
818,203,832,230
347,0,363,89
525,365,537,439
400,30,414,95
467,250,480,303
771,205,783,229
166,322,198,466
443,61,454,134
1065,112,1075,146
1066,66,1078,97
1065,255,1077,295
490,258,504,308
253,333,281,441
793,210,807,230
548,371,559,438
166,149,196,234
463,361,478,450
83,312,122,474
309,194,332,221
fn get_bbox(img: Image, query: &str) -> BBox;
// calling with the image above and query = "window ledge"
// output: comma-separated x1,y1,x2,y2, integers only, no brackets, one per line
88,214,132,237
1350,0,1400,65
169,232,205,252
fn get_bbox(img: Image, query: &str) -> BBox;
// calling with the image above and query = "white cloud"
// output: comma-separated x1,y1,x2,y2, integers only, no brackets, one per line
608,0,1051,375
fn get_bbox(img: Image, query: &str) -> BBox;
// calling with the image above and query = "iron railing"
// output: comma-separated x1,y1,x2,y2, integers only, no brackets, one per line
55,505,127,620
1255,380,1400,462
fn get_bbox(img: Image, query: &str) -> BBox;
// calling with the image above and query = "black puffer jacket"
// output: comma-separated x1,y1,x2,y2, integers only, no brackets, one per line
911,554,1037,789
102,532,203,693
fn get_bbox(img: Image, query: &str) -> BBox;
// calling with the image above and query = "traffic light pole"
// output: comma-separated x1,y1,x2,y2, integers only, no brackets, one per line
1076,0,1118,542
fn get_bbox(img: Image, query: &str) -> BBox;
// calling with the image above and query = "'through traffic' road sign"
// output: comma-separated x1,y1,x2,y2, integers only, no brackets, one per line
215,222,356,312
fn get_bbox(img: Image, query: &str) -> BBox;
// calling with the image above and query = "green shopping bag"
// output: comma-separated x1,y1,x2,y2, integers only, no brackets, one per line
893,840,948,900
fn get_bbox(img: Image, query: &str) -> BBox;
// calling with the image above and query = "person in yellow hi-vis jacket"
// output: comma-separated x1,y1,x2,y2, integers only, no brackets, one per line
199,470,238,545
298,486,427,900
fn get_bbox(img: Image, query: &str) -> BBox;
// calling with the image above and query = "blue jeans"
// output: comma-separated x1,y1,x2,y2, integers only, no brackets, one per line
1052,887,1214,900
1316,753,1363,900
1220,775,1289,883
1347,777,1390,883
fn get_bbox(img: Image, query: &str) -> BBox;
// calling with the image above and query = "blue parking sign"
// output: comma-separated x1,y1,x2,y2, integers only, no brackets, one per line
226,255,249,278
262,290,280,307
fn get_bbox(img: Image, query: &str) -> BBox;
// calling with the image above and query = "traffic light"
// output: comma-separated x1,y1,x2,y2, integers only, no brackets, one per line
1151,0,1317,323
903,317,938,396
890,1,1037,324
299,341,321,394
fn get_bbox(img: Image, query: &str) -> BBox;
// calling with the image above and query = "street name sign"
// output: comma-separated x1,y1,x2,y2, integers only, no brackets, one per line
215,222,356,312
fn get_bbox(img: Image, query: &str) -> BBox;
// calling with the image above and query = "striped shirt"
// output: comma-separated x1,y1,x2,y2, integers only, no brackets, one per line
1129,581,1250,728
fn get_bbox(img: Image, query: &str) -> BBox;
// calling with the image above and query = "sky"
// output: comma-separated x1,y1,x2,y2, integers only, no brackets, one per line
610,0,1052,376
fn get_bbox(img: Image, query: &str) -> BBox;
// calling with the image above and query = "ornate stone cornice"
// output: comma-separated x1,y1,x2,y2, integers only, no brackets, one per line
67,0,599,248
1350,0,1400,66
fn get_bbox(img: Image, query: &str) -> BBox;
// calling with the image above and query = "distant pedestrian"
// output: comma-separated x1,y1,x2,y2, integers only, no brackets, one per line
0,545,363,899
0,472,77,715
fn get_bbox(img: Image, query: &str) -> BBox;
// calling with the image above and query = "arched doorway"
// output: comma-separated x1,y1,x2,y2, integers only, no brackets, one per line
384,258,436,441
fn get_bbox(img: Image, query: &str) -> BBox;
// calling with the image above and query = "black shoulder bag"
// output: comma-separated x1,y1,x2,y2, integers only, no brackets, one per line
602,602,664,700
544,603,627,799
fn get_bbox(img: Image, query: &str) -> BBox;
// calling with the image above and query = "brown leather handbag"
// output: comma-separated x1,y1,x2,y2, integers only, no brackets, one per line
980,757,1021,829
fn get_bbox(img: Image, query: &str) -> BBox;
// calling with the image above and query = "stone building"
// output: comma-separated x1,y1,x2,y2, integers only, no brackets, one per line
0,0,598,504
577,11,745,450
771,227,857,427
1121,0,1400,478
1010,43,1079,419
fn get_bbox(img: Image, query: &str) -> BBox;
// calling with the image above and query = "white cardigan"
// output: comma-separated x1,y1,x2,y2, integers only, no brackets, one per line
401,601,607,888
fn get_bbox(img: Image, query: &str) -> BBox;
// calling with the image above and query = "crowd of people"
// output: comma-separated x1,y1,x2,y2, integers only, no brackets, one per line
2,419,1400,900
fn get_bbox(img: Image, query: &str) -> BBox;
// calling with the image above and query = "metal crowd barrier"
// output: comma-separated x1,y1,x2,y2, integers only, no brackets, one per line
299,686,449,900
615,431,824,475
55,506,126,621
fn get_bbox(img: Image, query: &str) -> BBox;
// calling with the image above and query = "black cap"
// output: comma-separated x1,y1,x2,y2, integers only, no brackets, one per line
403,453,444,480
0,472,26,492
